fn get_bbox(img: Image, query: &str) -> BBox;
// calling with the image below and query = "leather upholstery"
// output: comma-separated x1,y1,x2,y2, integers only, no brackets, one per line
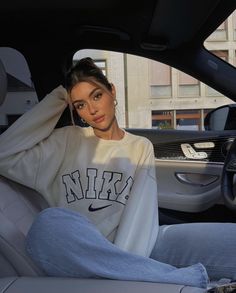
0,59,7,106
0,176,48,276
0,277,207,293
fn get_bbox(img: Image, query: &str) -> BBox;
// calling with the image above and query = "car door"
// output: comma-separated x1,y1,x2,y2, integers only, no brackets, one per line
128,128,236,224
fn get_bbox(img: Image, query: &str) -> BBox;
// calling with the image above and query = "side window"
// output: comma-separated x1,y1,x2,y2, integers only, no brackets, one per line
74,47,234,131
0,47,38,133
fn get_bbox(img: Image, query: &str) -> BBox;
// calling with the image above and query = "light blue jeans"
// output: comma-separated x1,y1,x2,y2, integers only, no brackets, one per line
25,207,236,289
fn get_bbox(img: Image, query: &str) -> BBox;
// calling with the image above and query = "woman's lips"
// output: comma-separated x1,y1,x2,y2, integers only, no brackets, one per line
93,115,105,123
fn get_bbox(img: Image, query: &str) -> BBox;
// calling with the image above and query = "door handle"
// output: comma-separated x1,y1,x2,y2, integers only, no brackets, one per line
175,172,219,187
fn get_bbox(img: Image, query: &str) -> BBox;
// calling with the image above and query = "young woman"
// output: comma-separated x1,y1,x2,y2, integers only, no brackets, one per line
1,57,236,289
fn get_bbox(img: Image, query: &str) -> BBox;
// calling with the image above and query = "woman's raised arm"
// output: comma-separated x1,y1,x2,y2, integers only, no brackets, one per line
0,85,68,188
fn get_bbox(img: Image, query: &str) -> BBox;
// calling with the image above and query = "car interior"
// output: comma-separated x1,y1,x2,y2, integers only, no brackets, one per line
0,0,236,292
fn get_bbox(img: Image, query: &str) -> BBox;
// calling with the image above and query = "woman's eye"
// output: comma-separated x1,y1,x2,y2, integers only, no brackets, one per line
94,93,102,100
75,103,85,110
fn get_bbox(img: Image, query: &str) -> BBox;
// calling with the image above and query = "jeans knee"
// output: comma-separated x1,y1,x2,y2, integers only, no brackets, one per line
26,208,67,250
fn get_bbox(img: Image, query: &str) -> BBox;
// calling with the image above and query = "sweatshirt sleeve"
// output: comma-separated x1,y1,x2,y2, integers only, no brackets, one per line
113,141,159,257
0,85,68,188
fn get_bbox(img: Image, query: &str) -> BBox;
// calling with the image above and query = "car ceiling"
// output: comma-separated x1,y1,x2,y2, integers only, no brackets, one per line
0,0,234,48
0,0,235,98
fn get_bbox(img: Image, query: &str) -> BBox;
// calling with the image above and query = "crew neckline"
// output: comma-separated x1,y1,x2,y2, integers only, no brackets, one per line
86,127,128,144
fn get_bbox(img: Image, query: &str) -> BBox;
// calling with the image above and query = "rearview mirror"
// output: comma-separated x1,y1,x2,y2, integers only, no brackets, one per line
204,104,236,131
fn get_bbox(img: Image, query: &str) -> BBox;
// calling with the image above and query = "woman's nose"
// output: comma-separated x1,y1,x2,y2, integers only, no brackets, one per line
88,103,97,115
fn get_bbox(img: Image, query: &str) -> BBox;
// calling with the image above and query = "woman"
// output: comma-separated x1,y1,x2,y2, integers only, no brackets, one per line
0,57,235,289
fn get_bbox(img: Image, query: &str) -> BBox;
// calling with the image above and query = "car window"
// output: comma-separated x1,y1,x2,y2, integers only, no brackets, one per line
73,50,234,131
0,47,38,133
205,10,235,69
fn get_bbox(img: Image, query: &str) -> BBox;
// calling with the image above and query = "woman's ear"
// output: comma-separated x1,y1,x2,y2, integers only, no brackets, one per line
110,83,116,98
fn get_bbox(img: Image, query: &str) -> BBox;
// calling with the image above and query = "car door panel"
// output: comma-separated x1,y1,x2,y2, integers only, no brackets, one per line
156,159,221,212
128,129,236,213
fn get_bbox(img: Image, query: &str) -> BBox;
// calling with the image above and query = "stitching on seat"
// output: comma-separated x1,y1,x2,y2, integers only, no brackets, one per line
0,276,19,292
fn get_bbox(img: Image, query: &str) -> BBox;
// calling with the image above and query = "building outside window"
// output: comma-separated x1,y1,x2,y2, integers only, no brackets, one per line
206,21,227,41
152,110,174,129
176,110,201,130
149,61,171,97
178,71,199,97
94,60,107,76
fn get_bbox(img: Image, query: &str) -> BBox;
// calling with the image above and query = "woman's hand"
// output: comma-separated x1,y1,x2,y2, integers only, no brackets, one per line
53,85,69,104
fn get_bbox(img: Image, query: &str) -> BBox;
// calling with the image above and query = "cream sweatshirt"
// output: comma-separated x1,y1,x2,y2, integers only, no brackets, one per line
0,86,159,257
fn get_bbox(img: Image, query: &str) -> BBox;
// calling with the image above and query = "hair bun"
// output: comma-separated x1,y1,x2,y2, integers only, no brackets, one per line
65,57,111,92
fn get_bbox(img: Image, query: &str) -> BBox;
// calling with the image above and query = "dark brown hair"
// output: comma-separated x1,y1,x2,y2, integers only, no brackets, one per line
65,57,112,93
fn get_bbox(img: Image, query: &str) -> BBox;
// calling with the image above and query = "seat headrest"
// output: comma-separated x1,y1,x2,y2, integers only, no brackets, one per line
0,59,7,106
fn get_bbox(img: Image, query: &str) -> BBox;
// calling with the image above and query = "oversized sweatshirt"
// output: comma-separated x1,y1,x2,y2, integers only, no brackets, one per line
0,86,159,257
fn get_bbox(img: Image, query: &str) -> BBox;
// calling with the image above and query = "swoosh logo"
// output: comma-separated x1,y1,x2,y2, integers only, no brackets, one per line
88,203,112,212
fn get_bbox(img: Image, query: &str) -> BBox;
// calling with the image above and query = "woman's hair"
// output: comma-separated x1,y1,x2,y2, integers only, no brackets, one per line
65,57,112,93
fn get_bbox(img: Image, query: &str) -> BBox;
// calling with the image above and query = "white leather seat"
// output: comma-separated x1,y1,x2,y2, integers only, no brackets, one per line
0,58,48,276
0,176,48,276
0,59,7,106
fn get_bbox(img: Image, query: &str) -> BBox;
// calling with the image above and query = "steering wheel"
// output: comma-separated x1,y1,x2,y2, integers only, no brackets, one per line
222,138,236,211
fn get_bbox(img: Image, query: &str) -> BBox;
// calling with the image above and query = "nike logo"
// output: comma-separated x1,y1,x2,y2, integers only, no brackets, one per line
88,203,112,212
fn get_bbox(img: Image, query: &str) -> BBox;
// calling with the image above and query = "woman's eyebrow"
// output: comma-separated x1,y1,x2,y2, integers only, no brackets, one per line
89,87,100,97
72,87,101,105
72,99,83,105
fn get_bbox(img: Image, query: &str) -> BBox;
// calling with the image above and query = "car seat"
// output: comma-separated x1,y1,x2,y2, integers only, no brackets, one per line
0,58,7,107
0,59,48,277
0,175,48,277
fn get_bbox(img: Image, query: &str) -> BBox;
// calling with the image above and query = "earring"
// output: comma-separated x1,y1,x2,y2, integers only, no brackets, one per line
81,118,87,124
114,99,118,106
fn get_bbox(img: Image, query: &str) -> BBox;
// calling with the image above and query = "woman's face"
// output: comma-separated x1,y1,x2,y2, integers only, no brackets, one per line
70,81,117,132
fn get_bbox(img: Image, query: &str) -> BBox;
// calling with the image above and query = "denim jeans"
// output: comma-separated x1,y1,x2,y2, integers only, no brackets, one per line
151,222,236,282
26,207,217,288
